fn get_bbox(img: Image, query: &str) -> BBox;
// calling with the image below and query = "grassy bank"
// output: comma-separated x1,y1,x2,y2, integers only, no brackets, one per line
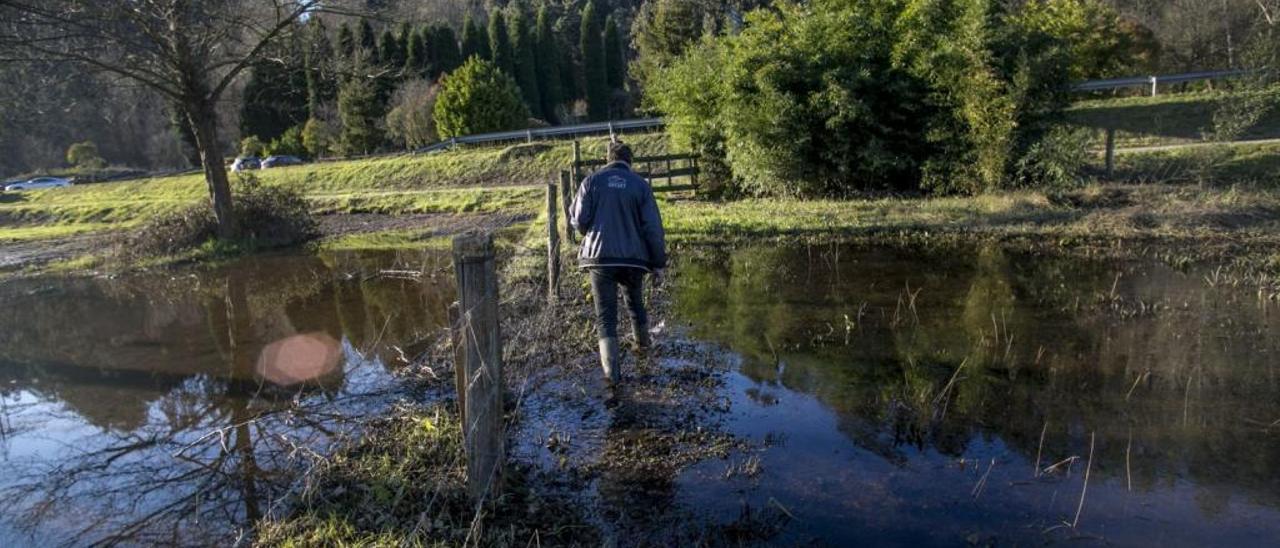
0,134,668,237
1067,90,1280,148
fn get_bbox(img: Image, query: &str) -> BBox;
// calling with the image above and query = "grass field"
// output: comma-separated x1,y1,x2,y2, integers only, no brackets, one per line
0,134,668,242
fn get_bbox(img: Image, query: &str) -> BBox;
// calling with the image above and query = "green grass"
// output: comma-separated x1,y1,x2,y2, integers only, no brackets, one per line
1111,142,1280,186
658,184,1280,243
1067,90,1280,148
0,222,120,242
0,134,668,236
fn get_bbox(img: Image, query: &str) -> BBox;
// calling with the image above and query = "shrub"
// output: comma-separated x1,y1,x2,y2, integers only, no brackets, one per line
240,135,266,157
266,125,307,157
646,0,1074,197
433,57,528,139
386,78,440,149
301,117,337,158
66,141,106,170
125,173,317,258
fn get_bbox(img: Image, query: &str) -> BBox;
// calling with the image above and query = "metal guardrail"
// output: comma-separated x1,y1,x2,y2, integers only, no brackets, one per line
1071,69,1250,95
415,118,665,154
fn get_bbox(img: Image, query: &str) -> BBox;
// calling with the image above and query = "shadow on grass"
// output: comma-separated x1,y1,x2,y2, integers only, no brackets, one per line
1068,97,1280,141
0,193,28,204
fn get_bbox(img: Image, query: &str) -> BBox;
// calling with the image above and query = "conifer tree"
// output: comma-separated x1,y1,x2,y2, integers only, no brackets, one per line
405,27,427,78
535,6,564,123
488,10,514,76
338,67,384,155
337,22,355,59
433,26,463,77
580,1,608,121
357,18,378,59
604,15,624,89
305,20,336,118
509,7,543,119
378,28,403,72
461,15,490,61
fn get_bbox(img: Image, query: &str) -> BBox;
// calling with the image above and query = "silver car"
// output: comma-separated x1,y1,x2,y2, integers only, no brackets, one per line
4,176,73,192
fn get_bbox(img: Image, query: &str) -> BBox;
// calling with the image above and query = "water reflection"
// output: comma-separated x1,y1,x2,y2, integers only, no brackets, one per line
673,243,1280,545
0,250,454,546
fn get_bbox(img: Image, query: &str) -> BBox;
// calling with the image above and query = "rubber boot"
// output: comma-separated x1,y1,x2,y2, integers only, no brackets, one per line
631,321,651,352
599,337,620,384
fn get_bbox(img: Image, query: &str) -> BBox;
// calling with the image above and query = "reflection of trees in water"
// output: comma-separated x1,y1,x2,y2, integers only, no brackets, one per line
673,243,1280,509
0,250,455,544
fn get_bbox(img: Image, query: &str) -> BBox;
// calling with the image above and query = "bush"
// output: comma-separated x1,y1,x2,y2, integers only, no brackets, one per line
266,125,307,157
646,0,1073,197
433,57,528,139
240,135,266,157
66,141,106,170
301,117,337,158
385,78,440,149
125,173,317,258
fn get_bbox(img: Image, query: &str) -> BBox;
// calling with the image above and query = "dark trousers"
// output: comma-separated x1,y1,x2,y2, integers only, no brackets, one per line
589,266,648,338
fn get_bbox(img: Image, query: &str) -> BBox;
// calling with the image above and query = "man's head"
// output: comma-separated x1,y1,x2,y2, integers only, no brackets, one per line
607,141,633,165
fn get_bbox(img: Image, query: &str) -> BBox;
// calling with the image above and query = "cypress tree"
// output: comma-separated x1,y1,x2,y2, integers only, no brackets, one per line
433,26,463,77
603,15,624,89
535,6,563,123
337,22,355,60
405,27,426,78
488,10,514,76
337,68,384,155
357,18,378,60
580,1,608,121
509,7,542,119
461,15,490,61
240,32,309,142
305,20,337,117
560,46,579,102
378,28,403,71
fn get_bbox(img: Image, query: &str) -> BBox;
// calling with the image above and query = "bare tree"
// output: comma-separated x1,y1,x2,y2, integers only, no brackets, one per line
0,1,325,238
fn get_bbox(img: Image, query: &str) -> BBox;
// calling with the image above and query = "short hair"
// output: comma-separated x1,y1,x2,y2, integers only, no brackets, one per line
607,141,633,165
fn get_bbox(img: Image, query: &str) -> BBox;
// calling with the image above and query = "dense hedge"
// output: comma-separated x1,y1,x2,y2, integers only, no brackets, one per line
647,0,1077,196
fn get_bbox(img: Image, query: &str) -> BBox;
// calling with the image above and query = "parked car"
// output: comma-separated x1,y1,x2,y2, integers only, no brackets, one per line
4,176,72,192
231,156,261,172
261,155,304,169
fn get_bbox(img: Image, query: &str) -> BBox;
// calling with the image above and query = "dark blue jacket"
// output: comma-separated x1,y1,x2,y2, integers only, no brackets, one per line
570,162,667,270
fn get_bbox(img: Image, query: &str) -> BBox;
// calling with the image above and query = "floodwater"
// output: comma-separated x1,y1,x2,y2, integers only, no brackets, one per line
670,243,1280,546
0,250,455,546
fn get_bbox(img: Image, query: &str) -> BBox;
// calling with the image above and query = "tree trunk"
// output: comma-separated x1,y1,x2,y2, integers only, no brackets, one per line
187,98,237,239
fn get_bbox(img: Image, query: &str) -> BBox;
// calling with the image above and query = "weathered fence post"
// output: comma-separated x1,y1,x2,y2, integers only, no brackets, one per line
560,170,576,244
452,233,504,501
546,182,561,302
449,302,466,425
1104,128,1117,178
572,140,582,181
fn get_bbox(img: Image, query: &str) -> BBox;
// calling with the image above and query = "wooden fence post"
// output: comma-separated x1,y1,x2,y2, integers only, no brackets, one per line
1105,127,1117,178
560,170,576,244
452,233,504,501
546,183,561,302
572,140,582,181
449,302,466,425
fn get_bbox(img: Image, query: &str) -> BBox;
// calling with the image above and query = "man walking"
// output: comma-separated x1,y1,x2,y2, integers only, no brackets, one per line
570,140,667,385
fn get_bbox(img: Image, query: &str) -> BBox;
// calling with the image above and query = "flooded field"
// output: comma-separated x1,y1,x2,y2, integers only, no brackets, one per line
0,250,455,546
669,243,1280,545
